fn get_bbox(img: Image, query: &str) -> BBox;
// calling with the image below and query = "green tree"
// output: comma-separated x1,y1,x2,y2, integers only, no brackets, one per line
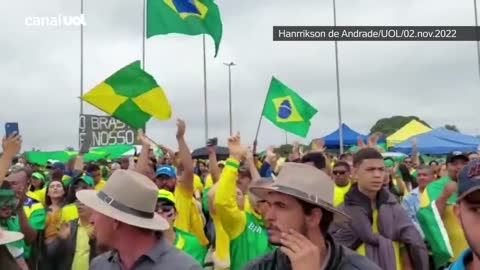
369,115,430,137
444,124,459,132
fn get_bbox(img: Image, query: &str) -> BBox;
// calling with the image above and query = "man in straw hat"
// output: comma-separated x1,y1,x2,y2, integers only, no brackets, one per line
245,162,381,270
76,169,201,270
0,229,25,270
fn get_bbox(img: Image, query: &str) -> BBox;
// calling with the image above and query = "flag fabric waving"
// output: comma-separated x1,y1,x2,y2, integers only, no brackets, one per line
147,0,223,56
82,60,172,130
417,176,462,268
261,77,318,138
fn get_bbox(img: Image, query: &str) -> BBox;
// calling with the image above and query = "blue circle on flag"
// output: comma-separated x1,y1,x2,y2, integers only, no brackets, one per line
278,99,292,119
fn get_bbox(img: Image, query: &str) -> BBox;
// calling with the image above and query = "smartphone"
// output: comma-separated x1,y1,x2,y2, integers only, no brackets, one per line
207,137,218,147
5,122,19,137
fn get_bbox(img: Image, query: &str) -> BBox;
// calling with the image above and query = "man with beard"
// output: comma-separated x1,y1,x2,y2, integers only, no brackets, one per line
448,159,480,270
244,161,381,270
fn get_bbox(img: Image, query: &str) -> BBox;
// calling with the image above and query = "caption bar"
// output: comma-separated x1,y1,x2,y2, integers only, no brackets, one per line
273,26,480,41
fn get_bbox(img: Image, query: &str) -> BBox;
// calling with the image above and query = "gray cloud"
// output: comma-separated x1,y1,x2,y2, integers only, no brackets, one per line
1,0,479,153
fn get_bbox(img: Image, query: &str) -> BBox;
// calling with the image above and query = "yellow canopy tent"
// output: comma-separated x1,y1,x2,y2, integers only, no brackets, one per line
387,119,432,147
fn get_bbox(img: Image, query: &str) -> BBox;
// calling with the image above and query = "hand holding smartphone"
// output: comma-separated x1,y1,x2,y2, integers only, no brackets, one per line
207,137,218,147
5,122,19,137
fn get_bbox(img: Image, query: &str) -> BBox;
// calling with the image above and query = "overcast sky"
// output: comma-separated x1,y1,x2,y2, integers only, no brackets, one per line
1,0,479,152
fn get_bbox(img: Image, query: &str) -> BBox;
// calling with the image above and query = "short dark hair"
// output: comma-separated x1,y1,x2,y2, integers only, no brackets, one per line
301,152,327,170
339,153,353,160
333,161,350,171
50,170,64,181
428,160,439,166
297,199,334,238
353,148,383,167
416,165,433,175
86,163,100,173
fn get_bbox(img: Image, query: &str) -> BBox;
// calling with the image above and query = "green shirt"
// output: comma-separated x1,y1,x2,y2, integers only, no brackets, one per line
229,212,275,270
22,199,46,260
174,228,208,266
201,187,211,214
0,216,24,258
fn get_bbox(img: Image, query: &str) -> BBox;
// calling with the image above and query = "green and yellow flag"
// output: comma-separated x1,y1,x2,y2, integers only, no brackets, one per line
146,0,223,56
261,77,318,138
82,60,172,130
417,176,468,268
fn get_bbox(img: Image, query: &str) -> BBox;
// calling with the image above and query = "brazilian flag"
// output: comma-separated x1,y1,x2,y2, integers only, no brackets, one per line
261,77,318,138
147,0,223,56
82,60,172,130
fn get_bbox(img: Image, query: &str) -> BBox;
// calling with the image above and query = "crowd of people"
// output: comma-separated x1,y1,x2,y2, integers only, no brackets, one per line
0,119,479,270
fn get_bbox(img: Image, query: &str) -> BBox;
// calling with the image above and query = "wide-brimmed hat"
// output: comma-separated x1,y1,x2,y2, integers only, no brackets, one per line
0,229,24,245
249,162,350,223
76,170,169,231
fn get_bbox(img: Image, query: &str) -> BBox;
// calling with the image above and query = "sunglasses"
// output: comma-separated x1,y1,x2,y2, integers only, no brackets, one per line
333,171,347,175
156,203,175,214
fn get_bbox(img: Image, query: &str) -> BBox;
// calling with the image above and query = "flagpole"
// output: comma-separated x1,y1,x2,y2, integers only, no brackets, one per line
80,0,84,114
142,0,146,69
253,79,271,154
203,35,209,142
79,0,84,149
332,0,344,153
474,0,480,78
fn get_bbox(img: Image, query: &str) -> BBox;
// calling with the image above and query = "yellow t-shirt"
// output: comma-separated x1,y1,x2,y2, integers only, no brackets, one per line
356,210,402,270
60,204,79,223
211,211,230,269
204,175,214,189
71,221,93,270
94,180,107,191
193,174,204,194
333,182,351,207
174,185,209,246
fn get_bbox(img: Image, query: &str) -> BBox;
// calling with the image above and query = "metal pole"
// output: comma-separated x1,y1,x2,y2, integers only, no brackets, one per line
474,0,480,78
80,0,84,114
142,0,146,69
224,62,235,135
79,0,84,149
203,35,209,142
333,0,344,153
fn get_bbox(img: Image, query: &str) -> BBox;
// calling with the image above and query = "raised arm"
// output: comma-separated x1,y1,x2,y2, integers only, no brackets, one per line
176,119,194,192
214,133,247,239
208,146,221,184
0,134,22,185
135,129,152,176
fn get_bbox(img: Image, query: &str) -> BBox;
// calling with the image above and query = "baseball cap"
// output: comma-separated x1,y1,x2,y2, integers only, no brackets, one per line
52,162,66,171
155,165,176,178
447,151,469,163
457,159,480,201
384,159,394,168
158,189,176,205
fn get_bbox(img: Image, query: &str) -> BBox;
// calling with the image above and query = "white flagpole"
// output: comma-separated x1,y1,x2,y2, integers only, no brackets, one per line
79,0,85,149
142,0,146,69
474,0,480,78
333,0,344,153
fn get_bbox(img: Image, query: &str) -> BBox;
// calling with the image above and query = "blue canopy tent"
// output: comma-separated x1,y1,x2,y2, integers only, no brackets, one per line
318,123,385,148
391,128,480,154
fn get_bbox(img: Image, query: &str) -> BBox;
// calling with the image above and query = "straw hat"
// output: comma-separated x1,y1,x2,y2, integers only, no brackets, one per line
0,229,24,245
250,162,350,223
76,169,169,231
